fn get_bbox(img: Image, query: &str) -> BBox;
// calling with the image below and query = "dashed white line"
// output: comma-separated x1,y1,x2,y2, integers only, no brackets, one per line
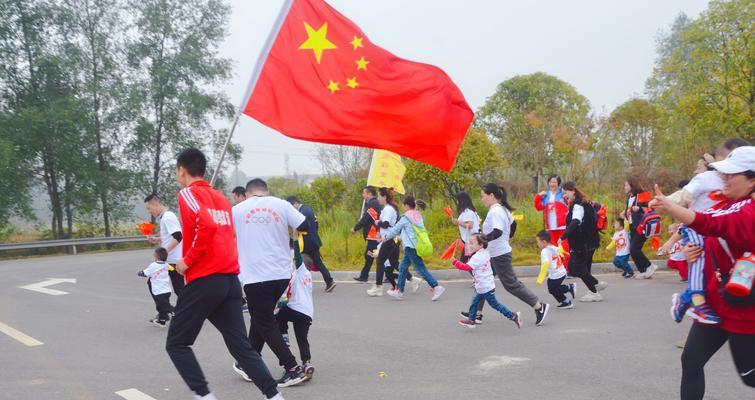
0,321,44,347
115,388,158,400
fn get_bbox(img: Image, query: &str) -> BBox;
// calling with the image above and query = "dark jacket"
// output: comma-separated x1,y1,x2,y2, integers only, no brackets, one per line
299,204,322,251
562,200,599,252
353,197,382,239
625,194,646,233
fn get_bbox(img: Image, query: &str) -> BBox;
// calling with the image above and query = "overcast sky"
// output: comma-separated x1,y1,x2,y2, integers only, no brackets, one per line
217,0,709,178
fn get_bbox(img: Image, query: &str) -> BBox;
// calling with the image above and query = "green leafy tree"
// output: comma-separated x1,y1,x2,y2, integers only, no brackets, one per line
310,176,347,214
603,98,663,176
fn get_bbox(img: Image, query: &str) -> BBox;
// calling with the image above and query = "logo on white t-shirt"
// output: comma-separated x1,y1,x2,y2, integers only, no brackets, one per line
244,208,282,225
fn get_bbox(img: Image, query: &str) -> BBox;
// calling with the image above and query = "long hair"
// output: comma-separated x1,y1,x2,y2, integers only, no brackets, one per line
378,187,399,212
403,195,426,211
481,183,515,211
455,191,476,214
562,181,588,204
625,176,644,196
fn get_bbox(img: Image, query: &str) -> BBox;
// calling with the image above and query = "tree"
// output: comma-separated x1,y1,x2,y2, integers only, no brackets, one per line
315,144,371,184
404,129,505,201
475,72,593,184
603,98,662,176
124,0,234,198
647,0,755,168
309,176,347,214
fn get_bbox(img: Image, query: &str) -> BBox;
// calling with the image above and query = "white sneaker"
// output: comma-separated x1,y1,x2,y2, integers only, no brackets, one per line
595,281,608,292
387,288,404,300
233,362,252,382
634,272,648,280
266,393,285,400
645,264,658,279
366,285,383,297
431,285,446,301
411,278,421,293
195,393,218,400
579,291,603,302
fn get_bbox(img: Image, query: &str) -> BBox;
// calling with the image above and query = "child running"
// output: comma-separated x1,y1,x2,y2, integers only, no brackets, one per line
277,249,316,382
382,196,445,301
137,247,174,327
606,217,634,278
452,234,521,329
535,230,576,309
662,223,689,282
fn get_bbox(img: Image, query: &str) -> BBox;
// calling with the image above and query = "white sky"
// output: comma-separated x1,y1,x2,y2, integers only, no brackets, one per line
218,0,709,177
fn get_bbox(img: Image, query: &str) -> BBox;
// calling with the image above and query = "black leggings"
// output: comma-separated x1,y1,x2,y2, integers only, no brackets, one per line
629,231,651,273
376,240,412,289
681,323,755,400
303,246,333,285
277,307,313,363
568,249,598,293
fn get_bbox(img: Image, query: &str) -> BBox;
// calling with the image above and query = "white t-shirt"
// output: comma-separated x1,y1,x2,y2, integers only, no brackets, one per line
233,196,306,285
546,191,559,230
626,195,636,224
159,210,183,264
143,261,172,295
684,171,724,212
379,204,398,237
612,230,630,257
482,204,512,257
466,249,496,294
670,242,686,262
287,263,314,319
571,204,585,223
458,208,480,244
540,245,567,280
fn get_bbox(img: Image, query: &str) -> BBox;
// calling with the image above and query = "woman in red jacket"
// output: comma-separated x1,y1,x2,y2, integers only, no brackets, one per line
651,145,755,400
534,175,570,268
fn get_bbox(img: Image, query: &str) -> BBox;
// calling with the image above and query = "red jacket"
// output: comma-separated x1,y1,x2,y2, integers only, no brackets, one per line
688,197,755,334
177,180,240,284
534,191,568,230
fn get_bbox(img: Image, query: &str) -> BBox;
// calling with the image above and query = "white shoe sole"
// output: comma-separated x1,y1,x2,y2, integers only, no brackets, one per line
458,320,476,329
685,309,721,325
232,363,252,382
557,304,574,309
277,375,306,388
645,265,658,278
431,286,446,301
579,296,603,302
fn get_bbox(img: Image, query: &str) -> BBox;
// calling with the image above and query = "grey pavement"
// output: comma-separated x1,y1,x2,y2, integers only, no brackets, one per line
0,249,751,400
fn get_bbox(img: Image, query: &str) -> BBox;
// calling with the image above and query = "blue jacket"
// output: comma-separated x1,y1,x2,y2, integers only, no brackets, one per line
299,204,322,250
383,210,424,249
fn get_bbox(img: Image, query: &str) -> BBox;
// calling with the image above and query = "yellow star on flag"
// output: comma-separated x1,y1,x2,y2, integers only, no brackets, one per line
327,80,340,94
298,22,337,64
346,77,359,89
356,56,369,70
350,36,364,50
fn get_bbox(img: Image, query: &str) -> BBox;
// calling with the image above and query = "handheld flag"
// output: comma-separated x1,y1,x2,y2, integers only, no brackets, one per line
637,191,653,205
440,240,459,260
243,0,473,171
138,222,155,236
443,207,454,218
367,150,406,194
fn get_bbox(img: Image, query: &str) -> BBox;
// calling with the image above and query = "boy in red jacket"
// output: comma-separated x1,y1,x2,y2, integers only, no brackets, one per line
166,148,283,400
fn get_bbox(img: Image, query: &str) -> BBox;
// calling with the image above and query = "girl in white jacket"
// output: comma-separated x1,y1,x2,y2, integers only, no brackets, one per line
451,234,522,329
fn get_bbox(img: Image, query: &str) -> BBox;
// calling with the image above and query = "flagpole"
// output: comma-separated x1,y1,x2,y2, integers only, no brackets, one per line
210,0,295,187
361,149,377,215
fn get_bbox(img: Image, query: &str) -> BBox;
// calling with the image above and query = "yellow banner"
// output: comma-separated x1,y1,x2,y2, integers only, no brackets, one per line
367,150,406,194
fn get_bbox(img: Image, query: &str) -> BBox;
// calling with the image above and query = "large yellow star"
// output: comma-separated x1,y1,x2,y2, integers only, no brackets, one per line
350,36,364,50
327,80,340,94
355,56,369,71
298,22,337,64
346,77,359,89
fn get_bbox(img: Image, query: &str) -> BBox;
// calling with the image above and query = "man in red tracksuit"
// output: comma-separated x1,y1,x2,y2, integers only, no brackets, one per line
166,148,284,400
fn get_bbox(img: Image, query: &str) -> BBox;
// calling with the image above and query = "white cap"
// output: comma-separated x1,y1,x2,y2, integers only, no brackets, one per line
710,146,755,174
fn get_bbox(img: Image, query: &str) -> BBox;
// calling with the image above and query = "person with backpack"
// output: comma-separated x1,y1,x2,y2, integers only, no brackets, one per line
381,196,446,301
621,176,658,279
560,181,608,302
472,183,550,326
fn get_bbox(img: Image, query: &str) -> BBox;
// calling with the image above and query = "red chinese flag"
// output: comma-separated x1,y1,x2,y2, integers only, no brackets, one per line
244,0,473,171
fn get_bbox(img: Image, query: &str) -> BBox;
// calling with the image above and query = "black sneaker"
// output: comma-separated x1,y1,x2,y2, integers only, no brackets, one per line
352,277,368,283
557,300,574,309
233,362,252,382
303,362,315,381
624,272,634,279
621,271,628,278
149,318,168,327
568,283,577,299
534,303,550,326
459,311,483,324
277,366,306,387
325,281,337,293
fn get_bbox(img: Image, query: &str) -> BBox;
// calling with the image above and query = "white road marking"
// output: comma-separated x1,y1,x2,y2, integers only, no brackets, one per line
115,388,158,400
477,355,530,371
0,321,44,347
19,278,77,295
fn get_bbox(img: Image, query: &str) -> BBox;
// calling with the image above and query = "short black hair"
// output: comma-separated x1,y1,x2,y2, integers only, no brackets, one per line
363,186,377,197
547,174,562,186
286,196,300,205
615,216,625,225
232,186,246,197
536,230,551,242
176,148,207,178
154,247,168,262
144,193,161,203
678,180,690,189
246,178,268,191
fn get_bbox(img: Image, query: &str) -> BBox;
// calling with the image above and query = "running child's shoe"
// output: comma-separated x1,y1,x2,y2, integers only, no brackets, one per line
303,362,315,381
670,293,691,323
510,312,522,329
556,300,573,309
685,304,722,325
149,318,168,327
387,288,404,300
277,366,306,387
431,285,446,301
459,312,483,324
458,319,476,329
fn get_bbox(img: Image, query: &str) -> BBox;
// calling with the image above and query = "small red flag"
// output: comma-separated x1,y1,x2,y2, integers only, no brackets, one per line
244,0,473,171
443,207,454,218
637,191,653,204
440,240,459,260
138,222,155,236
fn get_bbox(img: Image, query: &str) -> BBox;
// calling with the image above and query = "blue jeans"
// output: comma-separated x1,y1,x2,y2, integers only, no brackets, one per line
613,255,633,275
469,289,513,320
397,247,438,292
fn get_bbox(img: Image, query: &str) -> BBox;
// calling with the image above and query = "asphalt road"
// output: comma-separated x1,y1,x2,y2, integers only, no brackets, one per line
0,249,751,400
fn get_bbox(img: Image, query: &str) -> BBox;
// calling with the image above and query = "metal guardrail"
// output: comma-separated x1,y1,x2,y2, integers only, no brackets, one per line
0,236,148,253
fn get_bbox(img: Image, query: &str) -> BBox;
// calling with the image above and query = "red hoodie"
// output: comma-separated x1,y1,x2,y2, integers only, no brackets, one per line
688,197,755,335
177,180,240,284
